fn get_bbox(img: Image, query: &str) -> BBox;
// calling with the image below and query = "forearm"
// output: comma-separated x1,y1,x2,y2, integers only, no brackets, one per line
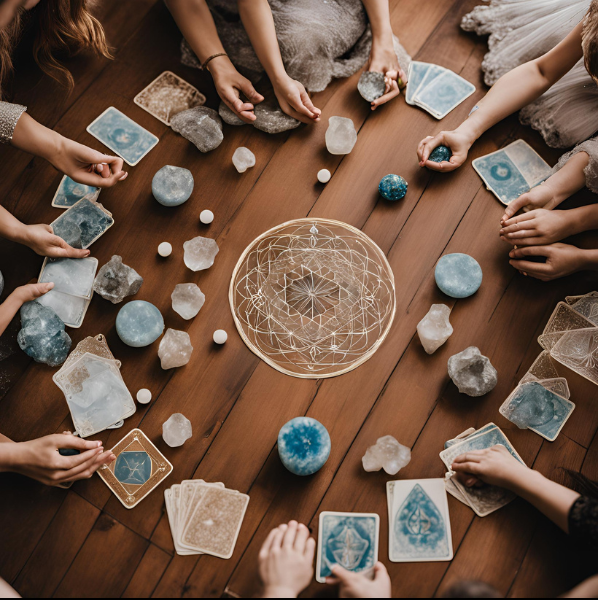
0,435,18,474
361,0,394,44
10,113,62,163
0,292,25,336
0,205,28,245
542,152,590,209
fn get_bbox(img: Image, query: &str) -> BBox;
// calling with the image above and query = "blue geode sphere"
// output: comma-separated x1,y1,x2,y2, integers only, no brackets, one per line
116,300,165,347
278,417,331,476
379,174,408,201
429,145,452,163
152,165,194,207
435,254,483,299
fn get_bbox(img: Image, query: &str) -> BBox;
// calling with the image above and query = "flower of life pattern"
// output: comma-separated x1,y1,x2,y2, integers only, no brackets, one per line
229,219,396,379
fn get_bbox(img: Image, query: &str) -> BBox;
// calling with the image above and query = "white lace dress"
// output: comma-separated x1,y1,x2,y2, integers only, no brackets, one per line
462,0,598,192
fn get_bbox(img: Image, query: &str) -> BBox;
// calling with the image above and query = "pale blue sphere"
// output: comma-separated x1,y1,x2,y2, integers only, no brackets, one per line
379,174,408,201
435,254,483,299
152,166,194,207
116,300,164,347
278,417,331,476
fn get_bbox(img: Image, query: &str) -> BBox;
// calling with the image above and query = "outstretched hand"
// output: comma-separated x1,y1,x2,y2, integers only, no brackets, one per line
326,562,392,598
273,77,321,124
509,243,588,281
417,130,473,172
23,224,90,259
212,61,265,123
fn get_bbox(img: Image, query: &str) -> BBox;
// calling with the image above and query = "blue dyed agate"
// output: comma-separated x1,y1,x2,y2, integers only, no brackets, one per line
379,174,408,201
429,145,452,163
152,165,194,207
114,451,152,485
116,300,164,348
278,417,331,476
435,254,483,299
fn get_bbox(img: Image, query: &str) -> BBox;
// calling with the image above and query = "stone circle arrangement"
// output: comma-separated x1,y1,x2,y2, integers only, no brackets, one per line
229,218,396,379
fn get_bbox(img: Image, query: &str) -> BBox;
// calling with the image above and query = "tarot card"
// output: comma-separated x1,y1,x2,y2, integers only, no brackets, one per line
134,71,206,126
181,486,249,559
538,302,595,351
551,328,598,386
387,479,453,563
51,197,114,249
415,70,476,120
58,334,120,374
473,140,552,205
87,107,159,167
165,486,197,556
499,381,575,442
98,429,172,509
520,351,560,384
38,256,98,299
36,289,90,329
566,291,598,307
406,62,433,105
570,292,598,325
51,175,100,209
316,512,380,583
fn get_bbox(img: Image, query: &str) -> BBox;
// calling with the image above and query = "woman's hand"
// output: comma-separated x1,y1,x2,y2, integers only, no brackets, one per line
501,184,561,223
326,562,392,599
273,76,321,124
509,243,591,281
259,521,315,598
21,224,90,258
367,40,406,110
11,282,54,304
2,433,115,486
500,209,575,246
211,59,265,123
417,129,475,172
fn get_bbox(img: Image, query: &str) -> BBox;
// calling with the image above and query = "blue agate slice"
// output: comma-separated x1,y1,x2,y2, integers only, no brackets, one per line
435,253,483,299
278,417,331,476
116,300,164,348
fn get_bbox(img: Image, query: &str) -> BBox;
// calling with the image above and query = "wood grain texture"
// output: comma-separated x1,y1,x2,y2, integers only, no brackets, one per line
0,0,596,597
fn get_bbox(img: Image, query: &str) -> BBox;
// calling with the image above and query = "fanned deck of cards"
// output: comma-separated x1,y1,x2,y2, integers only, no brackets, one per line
316,511,379,583
387,479,453,563
165,480,249,559
52,175,100,209
440,423,525,517
406,61,475,119
473,140,553,205
98,429,173,509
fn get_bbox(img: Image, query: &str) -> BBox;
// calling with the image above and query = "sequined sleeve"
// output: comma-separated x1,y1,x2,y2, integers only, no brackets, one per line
568,496,598,550
0,102,27,144
553,136,598,194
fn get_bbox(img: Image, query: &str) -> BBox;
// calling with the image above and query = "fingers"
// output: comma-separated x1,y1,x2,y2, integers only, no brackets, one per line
53,434,102,452
371,81,400,109
259,527,279,560
305,537,316,562
299,90,321,120
282,520,298,549
60,450,115,483
222,88,256,124
328,565,353,584
58,446,106,471
288,95,318,122
53,237,90,259
269,524,287,553
417,134,442,166
452,452,484,465
454,470,482,488
510,246,552,260
510,260,552,279
502,195,530,222
26,282,54,299
373,561,390,581
238,80,264,105
293,522,310,552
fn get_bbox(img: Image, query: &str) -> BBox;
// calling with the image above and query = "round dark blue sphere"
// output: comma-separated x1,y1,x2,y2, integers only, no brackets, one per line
278,417,331,476
435,253,483,299
379,174,408,201
429,145,452,163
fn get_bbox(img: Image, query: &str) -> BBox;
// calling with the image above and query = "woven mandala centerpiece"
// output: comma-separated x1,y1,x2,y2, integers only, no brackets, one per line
230,219,396,379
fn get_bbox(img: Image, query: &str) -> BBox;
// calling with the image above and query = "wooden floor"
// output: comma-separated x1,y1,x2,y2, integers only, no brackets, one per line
1,0,598,597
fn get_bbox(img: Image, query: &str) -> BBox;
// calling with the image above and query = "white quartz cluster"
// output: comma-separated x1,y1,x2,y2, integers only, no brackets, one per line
163,413,193,448
183,236,219,272
326,117,357,155
362,435,411,476
232,147,256,173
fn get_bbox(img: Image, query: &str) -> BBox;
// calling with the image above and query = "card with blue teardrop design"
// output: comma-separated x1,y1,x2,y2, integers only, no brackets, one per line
387,479,453,562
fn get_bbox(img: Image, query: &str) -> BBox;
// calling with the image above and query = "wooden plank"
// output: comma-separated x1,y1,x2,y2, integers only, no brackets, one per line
121,544,172,599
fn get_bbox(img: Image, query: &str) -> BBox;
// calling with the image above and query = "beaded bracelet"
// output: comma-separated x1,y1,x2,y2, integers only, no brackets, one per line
201,53,228,71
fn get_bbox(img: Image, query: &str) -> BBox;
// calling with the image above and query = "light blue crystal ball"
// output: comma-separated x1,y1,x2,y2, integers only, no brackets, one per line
379,174,408,201
278,417,331,476
429,145,452,163
116,300,165,347
435,253,483,299
152,165,194,207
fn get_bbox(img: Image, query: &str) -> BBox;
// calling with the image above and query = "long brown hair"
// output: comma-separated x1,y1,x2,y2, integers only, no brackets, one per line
583,0,598,80
0,0,111,95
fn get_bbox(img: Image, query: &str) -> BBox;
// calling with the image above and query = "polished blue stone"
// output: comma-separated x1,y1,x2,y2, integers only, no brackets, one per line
116,300,164,348
429,145,452,163
59,448,81,457
152,165,194,207
379,174,408,201
435,254,483,299
278,417,331,476
114,451,152,485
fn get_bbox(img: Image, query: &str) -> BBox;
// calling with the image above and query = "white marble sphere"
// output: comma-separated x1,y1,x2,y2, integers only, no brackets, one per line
317,169,331,184
200,210,214,225
137,389,152,404
213,330,228,344
158,242,172,257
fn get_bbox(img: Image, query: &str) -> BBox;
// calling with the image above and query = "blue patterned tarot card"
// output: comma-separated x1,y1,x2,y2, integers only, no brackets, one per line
406,62,432,105
316,512,379,583
387,479,453,562
51,197,113,249
87,107,159,166
52,175,101,209
415,70,476,119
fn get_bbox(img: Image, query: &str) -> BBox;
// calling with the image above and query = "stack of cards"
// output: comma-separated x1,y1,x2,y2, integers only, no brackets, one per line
165,480,249,559
36,256,98,328
440,423,525,517
52,175,100,209
51,197,114,249
406,61,476,119
99,429,173,509
316,512,379,583
473,140,553,205
387,479,453,563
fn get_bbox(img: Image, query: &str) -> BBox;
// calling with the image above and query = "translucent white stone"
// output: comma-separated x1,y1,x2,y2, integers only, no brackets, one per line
417,304,454,354
136,388,152,404
172,283,205,320
183,236,219,272
200,210,214,224
232,147,256,173
326,116,357,155
158,242,172,257
158,328,193,370
318,169,331,184
448,347,498,397
213,330,228,344
362,435,411,475
162,413,193,448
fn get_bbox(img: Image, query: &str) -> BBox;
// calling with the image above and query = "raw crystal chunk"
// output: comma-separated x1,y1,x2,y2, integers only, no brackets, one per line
51,198,113,249
358,71,386,102
170,106,223,153
183,236,219,271
116,301,164,348
172,283,205,320
435,254,483,299
37,290,88,328
417,304,454,354
448,347,498,397
158,329,193,369
163,413,193,447
362,435,411,475
94,256,143,304
152,165,194,207
18,301,71,366
253,100,300,134
39,257,97,298
232,147,256,173
379,174,408,201
326,116,358,155
429,145,452,163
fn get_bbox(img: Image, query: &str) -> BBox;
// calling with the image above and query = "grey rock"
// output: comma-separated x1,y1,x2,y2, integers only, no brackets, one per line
93,255,143,304
448,347,498,397
358,71,386,102
170,106,224,153
253,100,300,134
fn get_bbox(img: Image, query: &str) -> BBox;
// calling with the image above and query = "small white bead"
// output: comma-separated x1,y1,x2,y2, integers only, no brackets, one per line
158,242,172,257
317,169,331,184
137,389,152,404
200,210,214,225
213,330,228,344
